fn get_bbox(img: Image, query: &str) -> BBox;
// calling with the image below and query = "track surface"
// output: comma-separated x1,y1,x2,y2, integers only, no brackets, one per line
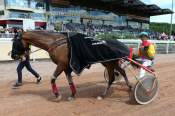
0,54,175,116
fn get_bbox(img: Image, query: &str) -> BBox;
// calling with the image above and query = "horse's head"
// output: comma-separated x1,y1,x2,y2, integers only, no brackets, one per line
11,31,29,60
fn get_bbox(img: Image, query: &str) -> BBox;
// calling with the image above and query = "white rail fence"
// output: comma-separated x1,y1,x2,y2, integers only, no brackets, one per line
119,39,175,54
0,38,175,61
0,38,49,61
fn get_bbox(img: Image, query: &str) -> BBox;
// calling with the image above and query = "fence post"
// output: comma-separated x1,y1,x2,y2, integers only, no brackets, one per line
32,56,36,62
166,42,169,54
137,42,140,49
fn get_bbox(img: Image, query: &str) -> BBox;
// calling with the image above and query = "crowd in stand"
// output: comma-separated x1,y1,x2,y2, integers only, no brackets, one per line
64,22,175,40
63,22,140,37
64,22,128,33
0,24,175,40
149,31,175,40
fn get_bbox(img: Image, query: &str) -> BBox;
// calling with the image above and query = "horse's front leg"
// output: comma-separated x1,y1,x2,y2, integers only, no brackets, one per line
64,67,77,101
51,64,64,101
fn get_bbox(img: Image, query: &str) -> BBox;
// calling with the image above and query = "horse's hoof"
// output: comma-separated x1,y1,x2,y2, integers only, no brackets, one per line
52,94,62,102
97,96,104,100
128,85,133,91
68,96,75,102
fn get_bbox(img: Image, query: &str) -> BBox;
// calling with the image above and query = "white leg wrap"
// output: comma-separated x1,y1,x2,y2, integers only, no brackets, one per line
51,75,57,80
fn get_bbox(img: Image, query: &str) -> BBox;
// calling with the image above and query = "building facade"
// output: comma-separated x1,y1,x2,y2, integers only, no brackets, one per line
0,0,47,30
49,6,150,30
0,0,171,30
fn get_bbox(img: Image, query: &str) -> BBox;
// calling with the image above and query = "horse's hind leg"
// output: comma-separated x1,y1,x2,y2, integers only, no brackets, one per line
64,66,77,101
115,64,132,90
51,63,64,100
98,63,115,99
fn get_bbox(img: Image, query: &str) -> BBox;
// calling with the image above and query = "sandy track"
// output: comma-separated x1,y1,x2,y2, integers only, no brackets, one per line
0,54,175,116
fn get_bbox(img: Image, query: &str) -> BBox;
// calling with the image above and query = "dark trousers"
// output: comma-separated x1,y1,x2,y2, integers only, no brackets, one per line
17,60,39,83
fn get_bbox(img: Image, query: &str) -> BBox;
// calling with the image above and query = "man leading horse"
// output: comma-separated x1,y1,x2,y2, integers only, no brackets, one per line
11,31,132,101
11,29,42,88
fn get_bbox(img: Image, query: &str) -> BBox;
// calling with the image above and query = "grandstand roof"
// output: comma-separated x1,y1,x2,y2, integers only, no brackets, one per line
51,0,173,17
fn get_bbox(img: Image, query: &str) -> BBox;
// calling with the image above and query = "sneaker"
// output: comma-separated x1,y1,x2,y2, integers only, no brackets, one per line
36,76,42,84
12,82,22,89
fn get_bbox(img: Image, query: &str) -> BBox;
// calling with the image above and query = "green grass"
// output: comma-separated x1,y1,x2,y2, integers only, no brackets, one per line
96,32,137,40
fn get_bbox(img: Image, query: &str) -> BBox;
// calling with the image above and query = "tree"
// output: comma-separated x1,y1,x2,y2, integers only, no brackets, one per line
150,22,175,35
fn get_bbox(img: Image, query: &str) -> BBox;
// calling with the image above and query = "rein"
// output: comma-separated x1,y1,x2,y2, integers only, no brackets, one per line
23,33,68,53
29,40,67,54
29,48,42,54
22,38,67,54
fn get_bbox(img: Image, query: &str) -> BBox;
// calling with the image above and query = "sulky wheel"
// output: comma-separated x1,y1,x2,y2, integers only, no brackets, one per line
104,68,123,84
134,75,159,105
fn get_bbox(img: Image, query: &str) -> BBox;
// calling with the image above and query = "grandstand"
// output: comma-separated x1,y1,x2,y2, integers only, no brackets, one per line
48,0,173,39
0,0,173,39
49,0,172,29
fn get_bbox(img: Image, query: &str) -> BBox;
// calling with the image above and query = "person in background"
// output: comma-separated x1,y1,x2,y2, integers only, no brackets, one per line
13,29,42,88
138,32,156,78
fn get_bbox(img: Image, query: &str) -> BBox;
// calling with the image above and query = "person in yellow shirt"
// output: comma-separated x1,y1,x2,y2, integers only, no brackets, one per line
138,32,156,78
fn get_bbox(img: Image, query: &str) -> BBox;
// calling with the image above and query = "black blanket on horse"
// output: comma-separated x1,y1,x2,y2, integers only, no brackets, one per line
67,33,130,74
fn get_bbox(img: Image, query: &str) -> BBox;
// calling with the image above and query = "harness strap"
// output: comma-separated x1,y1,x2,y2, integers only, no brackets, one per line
129,47,133,59
48,39,67,52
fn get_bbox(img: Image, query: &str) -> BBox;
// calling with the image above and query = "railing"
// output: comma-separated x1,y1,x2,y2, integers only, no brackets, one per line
119,39,175,54
0,38,175,61
94,31,175,54
0,33,14,39
0,40,49,61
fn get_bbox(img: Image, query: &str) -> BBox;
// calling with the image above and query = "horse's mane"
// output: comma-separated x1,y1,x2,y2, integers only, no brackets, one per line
25,31,85,39
22,31,69,42
26,31,65,37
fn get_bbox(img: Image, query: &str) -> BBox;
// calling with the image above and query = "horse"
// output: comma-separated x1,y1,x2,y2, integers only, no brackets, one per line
11,31,132,101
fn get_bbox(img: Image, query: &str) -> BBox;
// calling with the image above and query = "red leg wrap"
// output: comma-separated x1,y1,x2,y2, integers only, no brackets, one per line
52,83,59,94
70,83,76,95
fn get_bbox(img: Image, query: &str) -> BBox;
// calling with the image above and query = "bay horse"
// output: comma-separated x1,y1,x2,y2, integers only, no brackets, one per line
12,31,131,101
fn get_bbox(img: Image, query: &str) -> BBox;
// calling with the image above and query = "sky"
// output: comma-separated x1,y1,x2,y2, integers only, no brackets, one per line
142,0,175,23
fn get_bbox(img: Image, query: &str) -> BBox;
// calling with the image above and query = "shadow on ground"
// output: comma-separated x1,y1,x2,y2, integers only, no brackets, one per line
9,80,136,104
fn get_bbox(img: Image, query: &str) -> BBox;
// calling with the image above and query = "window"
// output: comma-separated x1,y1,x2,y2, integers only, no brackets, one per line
50,6,129,28
0,10,4,16
30,0,46,10
31,13,45,20
116,16,127,26
9,11,29,19
6,0,29,8
128,21,141,29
